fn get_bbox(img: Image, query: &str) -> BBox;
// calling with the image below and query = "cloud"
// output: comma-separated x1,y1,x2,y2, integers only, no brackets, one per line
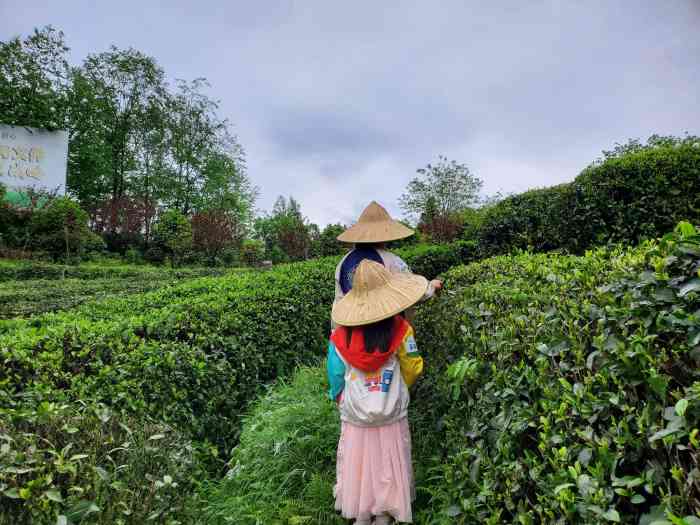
2,0,699,226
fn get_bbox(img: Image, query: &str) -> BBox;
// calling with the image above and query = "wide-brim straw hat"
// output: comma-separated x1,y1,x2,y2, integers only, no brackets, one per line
332,260,428,326
337,201,414,243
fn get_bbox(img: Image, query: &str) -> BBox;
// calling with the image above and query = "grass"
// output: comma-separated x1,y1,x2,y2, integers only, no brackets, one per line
200,366,344,525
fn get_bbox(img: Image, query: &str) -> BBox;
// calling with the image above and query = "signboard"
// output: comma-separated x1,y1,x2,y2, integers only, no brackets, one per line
0,124,68,195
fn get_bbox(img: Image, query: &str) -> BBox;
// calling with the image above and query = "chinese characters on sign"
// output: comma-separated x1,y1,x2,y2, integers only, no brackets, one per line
0,142,47,181
0,124,68,194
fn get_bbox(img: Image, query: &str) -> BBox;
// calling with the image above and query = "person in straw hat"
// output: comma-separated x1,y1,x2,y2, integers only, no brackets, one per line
333,201,442,328
327,259,427,524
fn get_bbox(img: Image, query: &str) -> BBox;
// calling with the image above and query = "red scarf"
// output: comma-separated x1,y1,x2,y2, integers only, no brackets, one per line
330,316,410,372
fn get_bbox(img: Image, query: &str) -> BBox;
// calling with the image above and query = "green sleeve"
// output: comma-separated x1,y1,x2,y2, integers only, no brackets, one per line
327,342,346,401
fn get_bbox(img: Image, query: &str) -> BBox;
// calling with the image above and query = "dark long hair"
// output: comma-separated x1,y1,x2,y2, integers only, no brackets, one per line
346,316,395,353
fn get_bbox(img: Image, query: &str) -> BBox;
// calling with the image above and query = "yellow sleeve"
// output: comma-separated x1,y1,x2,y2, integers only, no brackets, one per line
398,326,423,387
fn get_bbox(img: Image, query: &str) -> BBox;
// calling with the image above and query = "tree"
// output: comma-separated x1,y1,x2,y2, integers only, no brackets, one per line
196,150,257,241
192,209,235,264
310,223,346,257
240,239,265,266
29,196,93,261
0,26,70,130
69,47,166,207
165,79,227,215
418,195,464,242
399,156,483,223
152,209,192,267
254,196,311,262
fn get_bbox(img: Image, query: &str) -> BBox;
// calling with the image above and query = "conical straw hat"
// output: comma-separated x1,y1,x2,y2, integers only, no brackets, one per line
337,201,414,243
332,260,428,326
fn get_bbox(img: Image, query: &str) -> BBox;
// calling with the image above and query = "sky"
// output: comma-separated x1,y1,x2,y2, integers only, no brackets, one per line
2,1,699,226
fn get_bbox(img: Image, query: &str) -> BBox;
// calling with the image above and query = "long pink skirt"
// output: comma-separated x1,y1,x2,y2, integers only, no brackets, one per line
334,417,414,523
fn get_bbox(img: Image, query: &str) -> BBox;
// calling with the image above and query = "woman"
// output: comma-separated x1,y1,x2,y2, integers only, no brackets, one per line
328,259,427,523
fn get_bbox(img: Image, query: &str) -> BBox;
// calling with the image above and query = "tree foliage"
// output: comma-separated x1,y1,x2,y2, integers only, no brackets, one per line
1,27,257,259
151,209,192,267
255,196,312,262
399,156,483,224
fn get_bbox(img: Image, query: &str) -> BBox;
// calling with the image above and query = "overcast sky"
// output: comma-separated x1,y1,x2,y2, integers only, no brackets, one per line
2,1,699,226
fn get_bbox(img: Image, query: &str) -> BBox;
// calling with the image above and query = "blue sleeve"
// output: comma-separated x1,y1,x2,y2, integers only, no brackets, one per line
327,342,346,401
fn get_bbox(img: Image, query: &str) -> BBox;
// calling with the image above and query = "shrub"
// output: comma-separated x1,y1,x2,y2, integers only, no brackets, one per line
240,239,265,266
0,259,338,459
192,210,238,265
101,231,144,255
477,183,581,256
396,240,477,279
0,237,483,523
0,274,208,319
151,209,193,267
82,230,107,258
0,259,226,283
574,136,700,247
0,397,203,525
477,135,700,257
198,224,700,525
28,197,91,261
310,223,347,258
410,223,700,523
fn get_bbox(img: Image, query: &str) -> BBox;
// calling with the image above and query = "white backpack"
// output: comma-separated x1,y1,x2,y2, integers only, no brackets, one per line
337,353,410,427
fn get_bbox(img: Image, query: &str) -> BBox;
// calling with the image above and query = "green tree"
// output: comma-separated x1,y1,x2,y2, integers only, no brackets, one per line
166,79,227,215
152,209,193,267
310,223,346,257
254,196,311,262
0,26,70,130
69,47,166,206
29,196,92,261
399,156,483,224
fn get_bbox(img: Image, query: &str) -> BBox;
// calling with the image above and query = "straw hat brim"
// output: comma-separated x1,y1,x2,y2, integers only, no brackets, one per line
331,272,428,326
337,220,414,243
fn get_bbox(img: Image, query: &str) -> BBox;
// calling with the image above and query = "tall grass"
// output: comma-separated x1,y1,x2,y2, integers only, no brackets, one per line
200,367,344,525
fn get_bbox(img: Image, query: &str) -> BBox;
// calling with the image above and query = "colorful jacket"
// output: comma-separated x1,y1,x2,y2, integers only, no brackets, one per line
327,316,423,427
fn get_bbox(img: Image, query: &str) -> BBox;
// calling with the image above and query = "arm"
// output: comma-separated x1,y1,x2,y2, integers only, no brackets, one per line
383,251,440,301
397,326,424,388
327,341,346,402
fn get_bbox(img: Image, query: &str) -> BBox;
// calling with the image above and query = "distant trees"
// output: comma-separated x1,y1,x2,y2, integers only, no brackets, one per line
254,196,311,262
28,197,100,261
0,26,257,259
311,223,346,257
151,209,192,267
400,156,483,242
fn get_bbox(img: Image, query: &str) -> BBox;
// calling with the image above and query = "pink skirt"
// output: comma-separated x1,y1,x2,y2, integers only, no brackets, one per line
334,417,414,523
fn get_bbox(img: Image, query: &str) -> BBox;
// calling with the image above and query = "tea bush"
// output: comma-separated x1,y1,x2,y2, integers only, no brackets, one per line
412,223,700,523
396,240,477,279
0,397,203,525
0,243,453,429
477,136,700,256
0,259,227,282
0,275,212,319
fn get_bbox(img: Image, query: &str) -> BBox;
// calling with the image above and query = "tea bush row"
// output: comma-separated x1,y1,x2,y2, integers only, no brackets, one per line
0,275,214,319
411,223,700,523
0,398,203,525
0,259,228,283
477,136,700,256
